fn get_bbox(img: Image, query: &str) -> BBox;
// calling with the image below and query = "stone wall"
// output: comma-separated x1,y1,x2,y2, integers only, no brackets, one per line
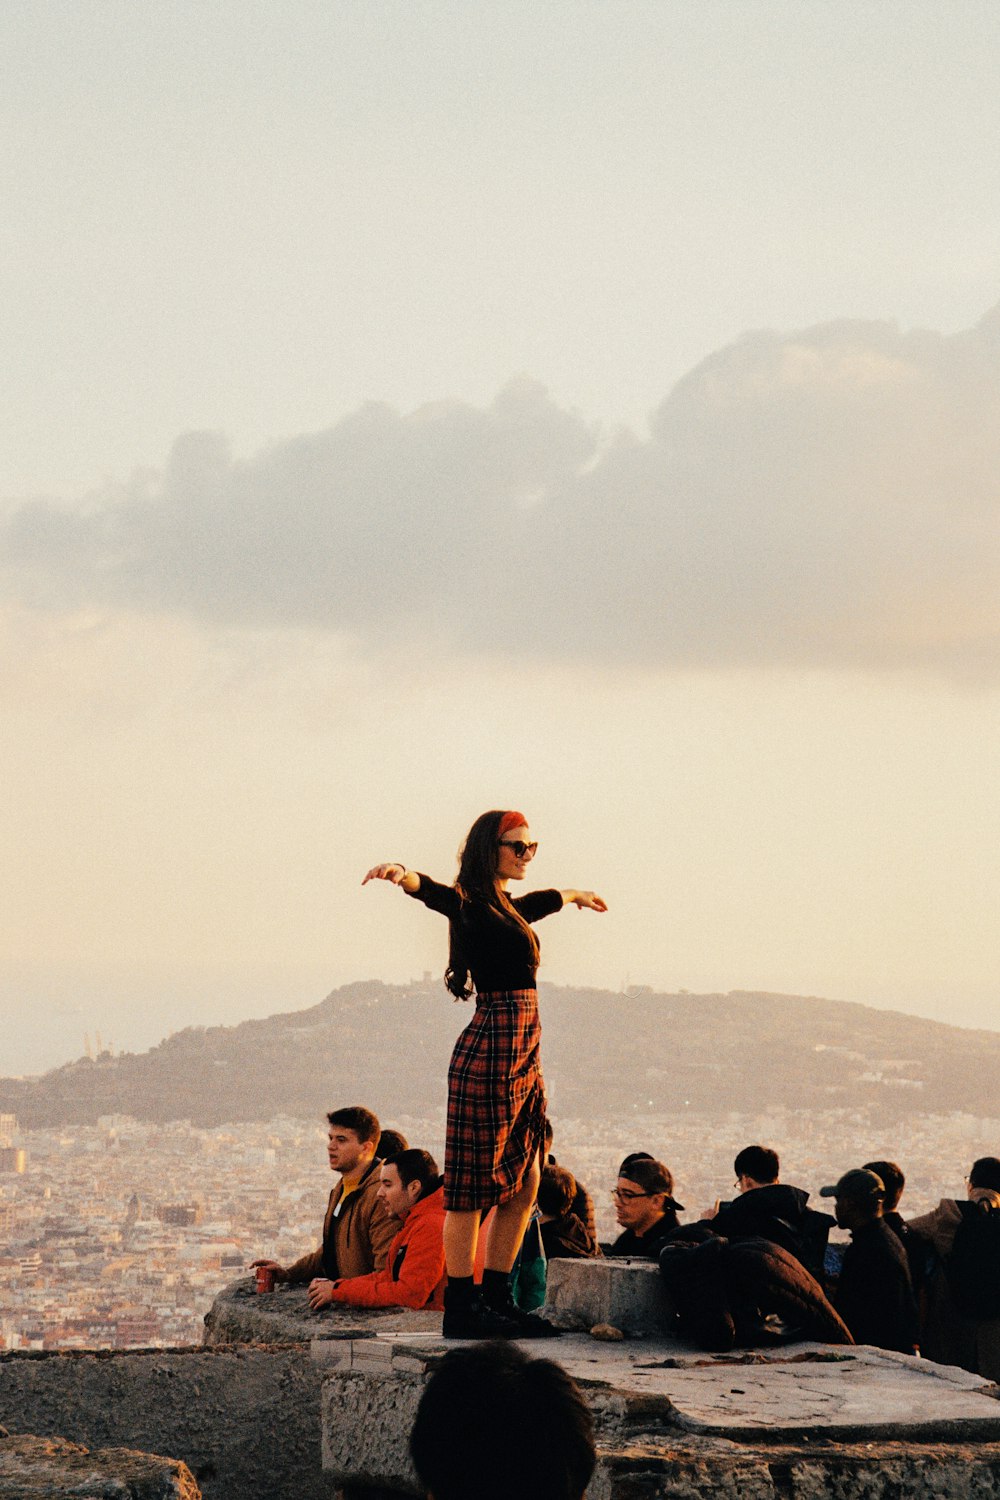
0,1345,327,1500
0,1278,447,1500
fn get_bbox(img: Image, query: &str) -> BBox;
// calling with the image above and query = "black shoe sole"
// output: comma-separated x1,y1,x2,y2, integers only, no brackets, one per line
508,1312,564,1339
441,1306,523,1339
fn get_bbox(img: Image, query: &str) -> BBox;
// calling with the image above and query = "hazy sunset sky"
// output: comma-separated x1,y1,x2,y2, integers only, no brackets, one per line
3,2,999,1073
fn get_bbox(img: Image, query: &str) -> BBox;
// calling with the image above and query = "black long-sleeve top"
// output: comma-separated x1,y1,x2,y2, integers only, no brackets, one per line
406,875,563,993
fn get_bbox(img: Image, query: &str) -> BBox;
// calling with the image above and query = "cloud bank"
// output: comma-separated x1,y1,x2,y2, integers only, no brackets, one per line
5,309,1000,676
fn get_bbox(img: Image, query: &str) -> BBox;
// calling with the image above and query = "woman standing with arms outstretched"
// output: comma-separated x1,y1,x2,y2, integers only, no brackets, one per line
363,809,607,1338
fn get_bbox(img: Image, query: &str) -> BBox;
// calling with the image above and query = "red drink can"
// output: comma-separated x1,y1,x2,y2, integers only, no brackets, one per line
255,1266,275,1293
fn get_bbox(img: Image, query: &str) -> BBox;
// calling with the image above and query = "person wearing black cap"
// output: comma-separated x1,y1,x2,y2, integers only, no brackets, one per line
820,1168,919,1355
608,1157,683,1259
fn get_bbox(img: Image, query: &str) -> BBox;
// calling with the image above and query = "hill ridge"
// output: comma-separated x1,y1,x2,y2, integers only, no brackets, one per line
2,981,996,1127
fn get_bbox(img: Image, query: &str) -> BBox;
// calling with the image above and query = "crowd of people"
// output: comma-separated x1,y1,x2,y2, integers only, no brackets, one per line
248,807,996,1498
249,1103,1000,1383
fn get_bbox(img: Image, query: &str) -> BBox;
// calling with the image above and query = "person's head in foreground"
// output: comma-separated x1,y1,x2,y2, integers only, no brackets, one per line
409,1341,596,1500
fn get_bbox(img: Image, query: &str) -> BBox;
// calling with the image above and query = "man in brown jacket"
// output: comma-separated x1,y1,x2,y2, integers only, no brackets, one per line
251,1105,397,1284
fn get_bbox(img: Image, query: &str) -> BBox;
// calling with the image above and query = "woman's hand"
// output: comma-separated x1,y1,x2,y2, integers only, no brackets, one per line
362,862,417,890
561,890,608,912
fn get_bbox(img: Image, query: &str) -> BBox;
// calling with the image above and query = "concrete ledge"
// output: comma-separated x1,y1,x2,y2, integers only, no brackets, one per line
320,1333,1000,1498
544,1257,674,1336
203,1275,443,1345
0,1434,200,1499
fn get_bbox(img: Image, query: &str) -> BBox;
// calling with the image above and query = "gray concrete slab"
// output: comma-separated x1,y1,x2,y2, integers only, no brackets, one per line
550,1341,1000,1442
321,1332,1000,1496
328,1333,1000,1443
319,1332,1000,1494
544,1256,675,1336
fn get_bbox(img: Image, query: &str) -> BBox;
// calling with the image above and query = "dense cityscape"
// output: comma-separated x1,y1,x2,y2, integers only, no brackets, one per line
2,1105,996,1353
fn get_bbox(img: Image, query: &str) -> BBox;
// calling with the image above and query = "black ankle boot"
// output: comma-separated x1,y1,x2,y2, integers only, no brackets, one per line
442,1283,521,1340
480,1272,562,1339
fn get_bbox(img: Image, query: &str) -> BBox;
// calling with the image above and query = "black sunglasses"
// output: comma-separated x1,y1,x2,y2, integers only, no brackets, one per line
498,839,538,859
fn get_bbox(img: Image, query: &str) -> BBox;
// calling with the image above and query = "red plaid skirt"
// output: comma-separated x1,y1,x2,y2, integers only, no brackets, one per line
443,988,547,1212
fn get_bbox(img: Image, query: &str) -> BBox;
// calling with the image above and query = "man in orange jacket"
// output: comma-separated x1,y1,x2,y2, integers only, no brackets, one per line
307,1149,446,1312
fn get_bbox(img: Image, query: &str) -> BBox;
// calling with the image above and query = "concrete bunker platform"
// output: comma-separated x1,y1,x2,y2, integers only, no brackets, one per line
312,1258,1000,1499
319,1333,1000,1498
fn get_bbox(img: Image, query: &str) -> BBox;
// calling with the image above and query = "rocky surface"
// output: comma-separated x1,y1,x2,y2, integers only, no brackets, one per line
588,1435,1000,1500
320,1331,1000,1498
0,1345,327,1500
203,1275,443,1345
0,1434,200,1499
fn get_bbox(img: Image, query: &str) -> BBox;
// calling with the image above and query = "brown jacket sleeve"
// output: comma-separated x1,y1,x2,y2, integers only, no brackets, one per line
279,1245,324,1284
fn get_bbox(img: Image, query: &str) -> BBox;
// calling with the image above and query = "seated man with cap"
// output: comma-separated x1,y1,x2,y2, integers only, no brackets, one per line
608,1157,683,1259
821,1167,919,1355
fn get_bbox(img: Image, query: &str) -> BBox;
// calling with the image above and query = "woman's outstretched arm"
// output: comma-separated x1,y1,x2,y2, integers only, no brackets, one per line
559,890,608,912
362,862,421,893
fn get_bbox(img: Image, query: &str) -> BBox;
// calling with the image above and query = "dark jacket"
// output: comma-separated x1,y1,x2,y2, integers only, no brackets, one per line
835,1218,919,1355
609,1211,679,1260
711,1185,808,1257
906,1192,1000,1381
658,1233,853,1353
883,1208,931,1296
710,1184,833,1285
282,1158,397,1283
541,1211,600,1261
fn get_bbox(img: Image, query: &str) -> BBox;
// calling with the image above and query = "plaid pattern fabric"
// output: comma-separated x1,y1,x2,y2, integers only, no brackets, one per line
443,988,547,1212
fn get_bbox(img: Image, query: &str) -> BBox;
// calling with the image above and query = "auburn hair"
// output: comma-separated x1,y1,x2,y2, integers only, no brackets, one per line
445,809,540,1000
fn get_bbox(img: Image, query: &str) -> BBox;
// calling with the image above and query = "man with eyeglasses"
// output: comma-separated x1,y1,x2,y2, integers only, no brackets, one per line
607,1157,683,1259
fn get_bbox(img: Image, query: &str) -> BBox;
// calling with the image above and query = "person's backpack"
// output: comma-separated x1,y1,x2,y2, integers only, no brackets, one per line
944,1200,1000,1319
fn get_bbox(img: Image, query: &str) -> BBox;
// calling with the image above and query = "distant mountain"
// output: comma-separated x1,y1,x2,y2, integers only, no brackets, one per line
1,981,996,1128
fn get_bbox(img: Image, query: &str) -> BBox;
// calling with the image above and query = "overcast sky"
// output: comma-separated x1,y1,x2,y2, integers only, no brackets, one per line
3,1,999,1074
